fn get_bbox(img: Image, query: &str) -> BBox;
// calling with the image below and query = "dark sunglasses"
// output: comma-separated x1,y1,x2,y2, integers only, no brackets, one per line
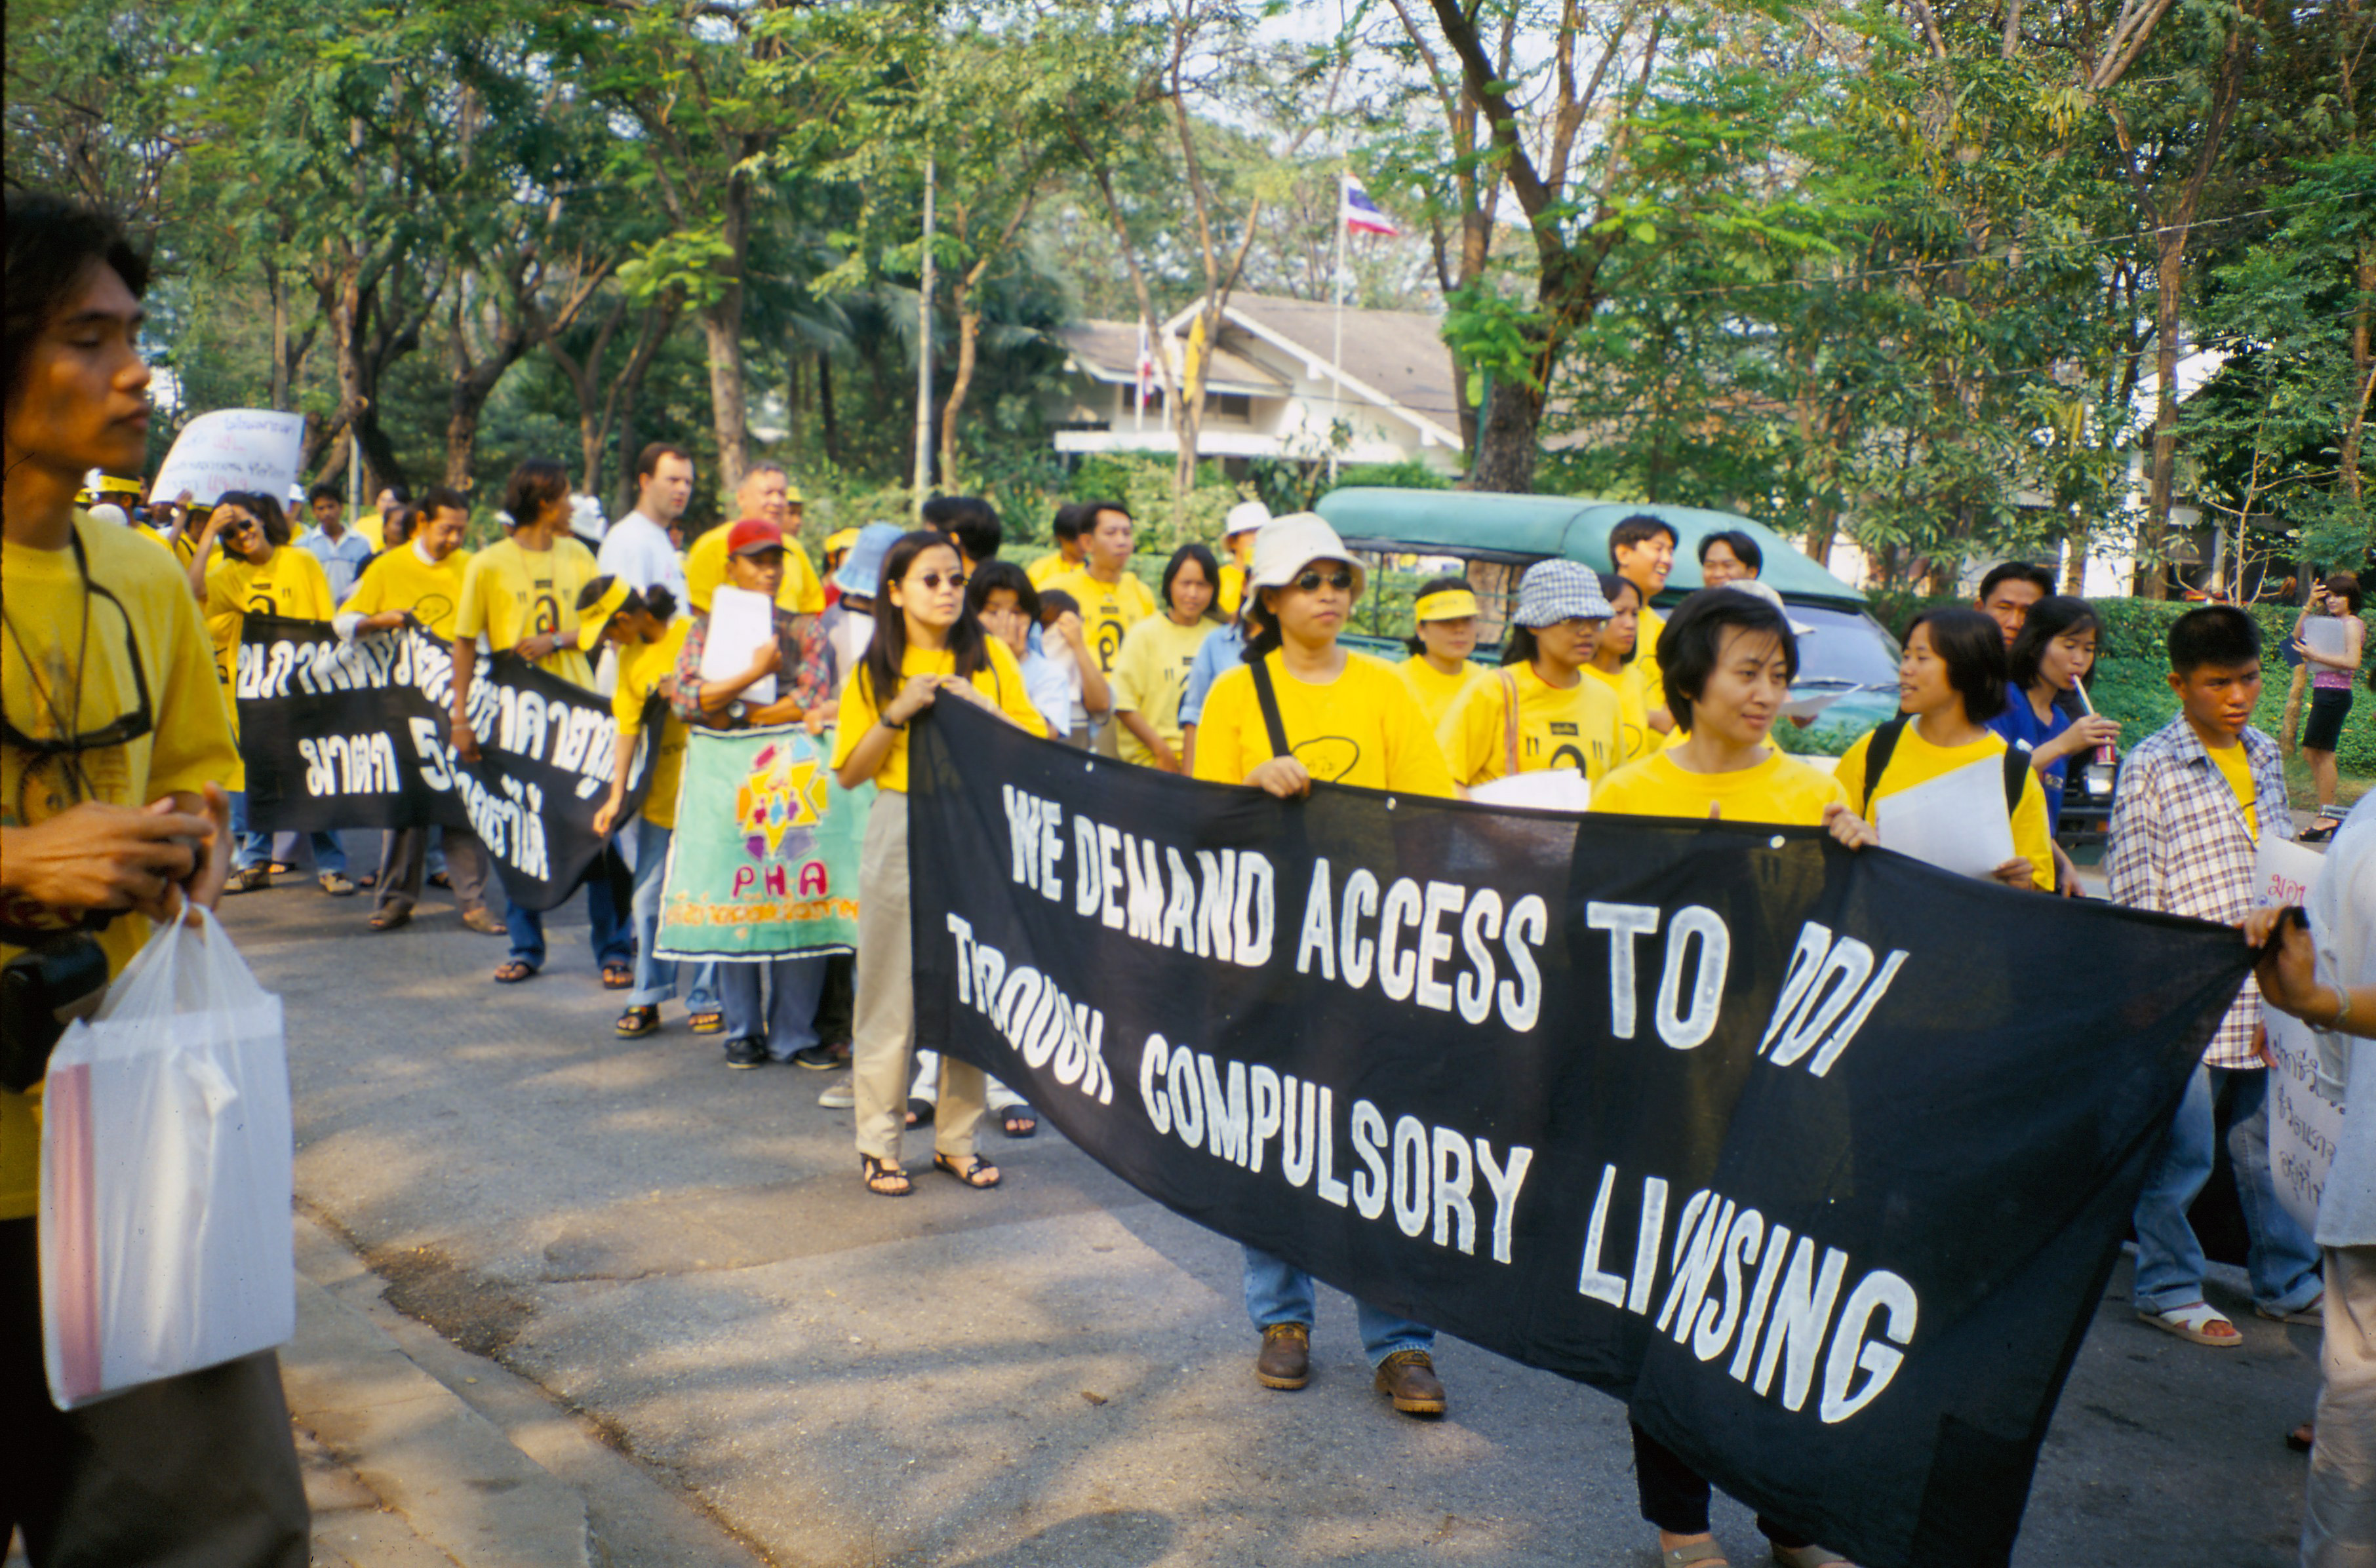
1292,568,1355,593
916,570,967,591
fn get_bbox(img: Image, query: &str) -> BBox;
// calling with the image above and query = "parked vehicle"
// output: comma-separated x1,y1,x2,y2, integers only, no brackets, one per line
1313,488,1903,745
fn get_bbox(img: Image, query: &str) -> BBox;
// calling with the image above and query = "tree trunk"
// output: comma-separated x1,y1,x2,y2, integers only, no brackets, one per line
267,256,290,413
702,170,754,495
818,353,841,466
940,295,981,492
2141,229,2187,600
1804,509,1840,574
2063,513,2090,593
2342,235,2374,508
1471,374,1545,493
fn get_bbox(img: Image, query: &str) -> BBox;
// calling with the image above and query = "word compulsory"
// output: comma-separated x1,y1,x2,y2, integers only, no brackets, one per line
1577,1166,1917,1424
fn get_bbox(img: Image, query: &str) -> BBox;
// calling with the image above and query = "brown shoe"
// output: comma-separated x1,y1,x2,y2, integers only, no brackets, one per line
460,907,507,935
1254,1323,1310,1390
1373,1350,1446,1416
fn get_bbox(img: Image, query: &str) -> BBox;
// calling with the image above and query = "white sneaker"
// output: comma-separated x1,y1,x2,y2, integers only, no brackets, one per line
817,1079,855,1109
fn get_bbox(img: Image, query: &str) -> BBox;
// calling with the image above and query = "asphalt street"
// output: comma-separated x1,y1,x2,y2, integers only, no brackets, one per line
224,844,2321,1567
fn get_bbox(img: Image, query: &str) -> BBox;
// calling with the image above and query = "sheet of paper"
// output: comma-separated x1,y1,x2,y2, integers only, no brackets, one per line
1873,756,2017,880
149,408,306,507
1781,690,1846,721
2303,615,2348,659
701,584,777,705
1469,770,1591,814
2251,835,2325,911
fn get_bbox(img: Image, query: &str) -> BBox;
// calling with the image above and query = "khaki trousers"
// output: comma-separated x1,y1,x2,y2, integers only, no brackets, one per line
375,825,492,916
852,790,984,1164
2285,663,2312,755
2305,1244,2376,1567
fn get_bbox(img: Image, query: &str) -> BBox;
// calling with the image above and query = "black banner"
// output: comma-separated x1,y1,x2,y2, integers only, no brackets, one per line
907,697,2249,1568
234,615,655,912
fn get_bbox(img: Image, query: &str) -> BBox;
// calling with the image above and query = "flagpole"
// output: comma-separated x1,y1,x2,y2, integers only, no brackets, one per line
1331,167,1348,485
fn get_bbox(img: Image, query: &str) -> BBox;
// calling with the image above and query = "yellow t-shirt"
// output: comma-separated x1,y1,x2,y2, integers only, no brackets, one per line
614,618,692,830
204,546,337,688
1218,560,1248,617
1027,551,1080,591
1584,661,1655,762
1590,748,1848,825
340,542,473,640
1440,662,1625,788
1111,615,1219,767
2,513,241,1219
831,638,1044,794
1396,654,1488,732
1635,602,1669,713
1048,568,1157,676
132,522,173,553
454,535,599,688
684,524,825,616
1835,722,2055,887
1191,650,1456,798
350,512,386,552
2206,738,2258,844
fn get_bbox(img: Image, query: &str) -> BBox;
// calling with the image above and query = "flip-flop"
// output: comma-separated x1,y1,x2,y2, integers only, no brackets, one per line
1000,1104,1039,1138
493,960,538,984
906,1097,936,1129
2139,1301,2240,1345
368,907,410,932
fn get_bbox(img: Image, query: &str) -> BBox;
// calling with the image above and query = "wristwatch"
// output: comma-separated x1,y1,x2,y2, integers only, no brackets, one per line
727,699,749,724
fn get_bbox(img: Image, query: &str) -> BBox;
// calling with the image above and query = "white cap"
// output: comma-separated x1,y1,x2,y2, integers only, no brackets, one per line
1223,499,1273,538
288,484,307,506
1247,513,1366,598
88,503,130,528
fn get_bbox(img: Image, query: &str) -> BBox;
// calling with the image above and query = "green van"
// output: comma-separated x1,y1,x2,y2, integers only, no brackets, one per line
1313,488,1904,746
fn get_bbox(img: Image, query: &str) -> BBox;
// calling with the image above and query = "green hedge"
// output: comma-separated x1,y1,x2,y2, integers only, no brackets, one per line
1875,595,2376,778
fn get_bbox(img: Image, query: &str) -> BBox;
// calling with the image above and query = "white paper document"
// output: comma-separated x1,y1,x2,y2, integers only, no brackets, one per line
1469,770,1592,813
700,584,778,705
2303,615,2348,660
2251,835,2326,910
1781,690,1847,722
1873,756,2017,880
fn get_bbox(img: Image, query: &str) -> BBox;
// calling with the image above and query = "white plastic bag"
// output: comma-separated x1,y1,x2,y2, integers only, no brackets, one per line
38,906,294,1409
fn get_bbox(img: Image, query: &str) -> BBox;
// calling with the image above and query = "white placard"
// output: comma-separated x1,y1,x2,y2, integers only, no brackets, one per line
2303,615,2348,660
2253,840,2336,1236
149,409,306,507
2251,836,2325,912
1469,770,1592,813
700,583,778,705
1872,756,2018,880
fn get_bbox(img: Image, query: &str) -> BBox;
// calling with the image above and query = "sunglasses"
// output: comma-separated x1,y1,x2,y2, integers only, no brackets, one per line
915,570,967,591
1292,568,1355,593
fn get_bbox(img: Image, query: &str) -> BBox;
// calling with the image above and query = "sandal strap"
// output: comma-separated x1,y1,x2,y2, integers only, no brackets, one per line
1664,1543,1729,1568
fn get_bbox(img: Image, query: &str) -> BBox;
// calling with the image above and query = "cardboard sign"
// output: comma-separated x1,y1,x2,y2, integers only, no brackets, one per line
2252,836,2337,1236
149,409,306,507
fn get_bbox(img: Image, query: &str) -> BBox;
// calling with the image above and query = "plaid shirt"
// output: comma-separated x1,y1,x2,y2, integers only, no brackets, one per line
670,607,835,726
2107,717,2292,1068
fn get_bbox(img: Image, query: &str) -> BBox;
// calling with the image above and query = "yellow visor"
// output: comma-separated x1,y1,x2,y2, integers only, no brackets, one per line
824,528,860,555
576,578,633,652
1414,588,1479,623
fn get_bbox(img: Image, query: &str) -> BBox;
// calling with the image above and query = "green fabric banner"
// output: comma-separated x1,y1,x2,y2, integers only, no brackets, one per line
654,724,869,961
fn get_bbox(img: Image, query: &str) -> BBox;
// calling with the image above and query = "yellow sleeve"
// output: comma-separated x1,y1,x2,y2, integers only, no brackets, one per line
137,557,241,802
2013,765,2055,888
1109,618,1158,714
785,543,826,615
1636,607,1667,708
339,559,384,617
203,559,242,620
831,664,884,773
980,640,1047,733
1027,553,1065,589
454,553,494,641
1587,760,1661,817
612,646,650,734
685,528,724,615
1441,676,1509,787
1378,670,1458,798
1832,731,1874,815
1189,667,1254,783
291,551,336,619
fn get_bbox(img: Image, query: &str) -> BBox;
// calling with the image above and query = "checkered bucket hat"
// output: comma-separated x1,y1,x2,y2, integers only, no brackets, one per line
1513,559,1613,627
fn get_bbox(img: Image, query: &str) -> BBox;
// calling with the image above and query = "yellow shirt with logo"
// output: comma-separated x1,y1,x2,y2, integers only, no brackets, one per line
1440,662,1625,788
340,543,474,640
1027,551,1080,591
1589,748,1848,826
454,536,599,688
614,618,693,830
1634,602,1669,714
1192,650,1455,798
1218,560,1248,617
831,638,1044,794
1584,661,1655,762
2,513,241,1219
1048,568,1157,676
1110,615,1220,766
1396,654,1488,733
684,524,825,616
1836,722,2055,888
2206,737,2259,844
203,547,336,749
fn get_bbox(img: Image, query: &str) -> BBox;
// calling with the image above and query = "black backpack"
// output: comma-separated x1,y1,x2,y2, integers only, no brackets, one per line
1857,716,2030,817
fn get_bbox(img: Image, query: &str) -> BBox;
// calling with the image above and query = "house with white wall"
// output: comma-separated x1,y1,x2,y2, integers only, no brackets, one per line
1046,293,1465,477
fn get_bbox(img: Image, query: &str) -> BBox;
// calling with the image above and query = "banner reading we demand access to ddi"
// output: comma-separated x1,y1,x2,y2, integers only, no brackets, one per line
907,697,2251,1568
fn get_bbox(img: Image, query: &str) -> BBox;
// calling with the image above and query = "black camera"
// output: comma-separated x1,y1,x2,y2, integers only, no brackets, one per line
0,932,111,1093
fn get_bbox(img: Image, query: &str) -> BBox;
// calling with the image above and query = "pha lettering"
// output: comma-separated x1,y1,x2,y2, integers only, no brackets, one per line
1575,1164,1918,1424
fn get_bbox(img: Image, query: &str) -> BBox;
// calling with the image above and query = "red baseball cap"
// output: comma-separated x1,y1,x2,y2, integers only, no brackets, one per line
726,517,785,556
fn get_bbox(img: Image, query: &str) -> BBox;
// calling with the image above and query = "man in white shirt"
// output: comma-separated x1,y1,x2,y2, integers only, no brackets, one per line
598,441,693,600
300,480,375,600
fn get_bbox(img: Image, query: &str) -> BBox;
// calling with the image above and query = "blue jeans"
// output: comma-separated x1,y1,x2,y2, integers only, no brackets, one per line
504,848,632,971
625,819,721,1011
1241,1244,1433,1365
228,793,345,874
2133,1064,2324,1315
719,957,827,1061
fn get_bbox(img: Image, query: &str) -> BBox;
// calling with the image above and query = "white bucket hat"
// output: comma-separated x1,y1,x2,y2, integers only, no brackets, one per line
1223,499,1273,538
1247,513,1366,599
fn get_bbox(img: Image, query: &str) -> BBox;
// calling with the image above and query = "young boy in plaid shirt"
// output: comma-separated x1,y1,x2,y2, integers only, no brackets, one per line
2109,605,2323,1345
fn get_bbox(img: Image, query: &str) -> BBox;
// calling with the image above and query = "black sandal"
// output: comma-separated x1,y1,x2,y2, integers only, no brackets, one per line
493,960,537,984
933,1152,1002,1189
615,1005,658,1038
906,1096,936,1129
861,1154,913,1197
2301,817,2343,844
1000,1104,1038,1138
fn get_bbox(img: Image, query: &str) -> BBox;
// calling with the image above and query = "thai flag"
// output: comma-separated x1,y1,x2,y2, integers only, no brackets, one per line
1136,321,1155,401
1341,174,1398,237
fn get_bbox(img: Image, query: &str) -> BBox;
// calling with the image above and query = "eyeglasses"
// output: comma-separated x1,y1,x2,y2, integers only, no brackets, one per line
1292,569,1355,593
917,571,967,591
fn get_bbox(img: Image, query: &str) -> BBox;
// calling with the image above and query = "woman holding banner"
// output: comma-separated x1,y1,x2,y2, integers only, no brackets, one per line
833,529,1046,1196
1589,587,1871,1568
1189,512,1459,1421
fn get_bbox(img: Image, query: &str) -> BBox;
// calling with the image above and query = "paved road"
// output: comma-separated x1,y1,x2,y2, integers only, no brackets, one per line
223,855,2320,1567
